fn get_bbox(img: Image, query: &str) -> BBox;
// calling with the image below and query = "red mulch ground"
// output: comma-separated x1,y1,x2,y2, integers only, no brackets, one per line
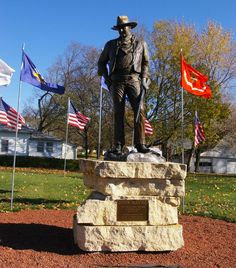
0,209,235,268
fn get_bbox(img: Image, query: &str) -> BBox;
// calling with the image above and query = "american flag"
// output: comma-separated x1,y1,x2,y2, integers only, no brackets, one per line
0,97,25,130
68,100,90,130
145,118,153,136
194,111,205,147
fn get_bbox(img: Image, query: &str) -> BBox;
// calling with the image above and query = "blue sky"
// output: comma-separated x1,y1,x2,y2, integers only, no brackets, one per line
1,0,236,112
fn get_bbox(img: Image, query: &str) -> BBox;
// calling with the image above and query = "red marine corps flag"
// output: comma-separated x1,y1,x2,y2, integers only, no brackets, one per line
181,54,212,99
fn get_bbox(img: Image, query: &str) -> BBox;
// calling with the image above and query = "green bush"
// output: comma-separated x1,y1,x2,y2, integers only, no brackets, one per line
0,155,80,171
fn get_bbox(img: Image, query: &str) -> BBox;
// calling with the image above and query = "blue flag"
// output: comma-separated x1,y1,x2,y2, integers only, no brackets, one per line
101,76,109,91
20,51,65,95
100,64,110,91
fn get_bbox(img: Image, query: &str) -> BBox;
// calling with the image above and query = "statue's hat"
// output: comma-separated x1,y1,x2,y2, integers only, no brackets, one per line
112,16,137,30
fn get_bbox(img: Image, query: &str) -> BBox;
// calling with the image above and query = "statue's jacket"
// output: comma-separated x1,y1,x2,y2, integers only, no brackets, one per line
98,36,150,79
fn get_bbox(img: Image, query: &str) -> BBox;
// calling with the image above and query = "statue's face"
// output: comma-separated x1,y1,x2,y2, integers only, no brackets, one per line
118,26,132,39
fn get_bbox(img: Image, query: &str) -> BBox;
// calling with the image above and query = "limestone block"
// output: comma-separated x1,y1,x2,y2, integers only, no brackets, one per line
76,195,178,226
106,194,181,206
74,159,185,252
80,159,187,180
83,177,185,197
79,159,186,197
73,219,184,252
148,198,178,225
76,199,117,226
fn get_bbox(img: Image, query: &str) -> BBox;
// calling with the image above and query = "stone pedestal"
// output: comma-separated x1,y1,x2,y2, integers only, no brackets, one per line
73,159,186,252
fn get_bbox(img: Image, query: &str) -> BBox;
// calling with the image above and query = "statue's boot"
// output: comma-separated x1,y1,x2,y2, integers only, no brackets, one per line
135,144,150,153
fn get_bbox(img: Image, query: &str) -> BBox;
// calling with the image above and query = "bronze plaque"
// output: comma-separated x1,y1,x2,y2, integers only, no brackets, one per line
117,200,148,221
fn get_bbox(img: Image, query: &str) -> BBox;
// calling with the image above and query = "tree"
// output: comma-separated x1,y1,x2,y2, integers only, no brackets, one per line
22,90,65,134
46,42,114,155
23,22,236,164
147,20,236,166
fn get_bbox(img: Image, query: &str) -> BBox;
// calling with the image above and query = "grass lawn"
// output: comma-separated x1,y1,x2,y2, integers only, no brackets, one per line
185,173,236,222
0,168,235,222
0,168,90,211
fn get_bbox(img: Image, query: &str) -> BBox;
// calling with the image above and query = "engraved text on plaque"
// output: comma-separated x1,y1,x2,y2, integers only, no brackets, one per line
117,200,148,221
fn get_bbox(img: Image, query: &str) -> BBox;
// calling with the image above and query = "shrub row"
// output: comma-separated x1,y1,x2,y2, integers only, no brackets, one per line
0,155,81,171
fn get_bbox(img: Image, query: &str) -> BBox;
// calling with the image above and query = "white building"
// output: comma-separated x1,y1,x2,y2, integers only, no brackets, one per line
0,124,77,159
190,136,236,174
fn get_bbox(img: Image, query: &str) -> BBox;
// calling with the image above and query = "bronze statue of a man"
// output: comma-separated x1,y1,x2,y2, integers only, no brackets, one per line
98,15,150,154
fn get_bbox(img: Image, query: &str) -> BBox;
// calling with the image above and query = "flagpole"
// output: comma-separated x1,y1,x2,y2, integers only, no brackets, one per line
180,86,186,214
10,44,25,210
64,97,70,175
180,49,185,214
181,86,184,164
180,49,185,165
97,85,103,159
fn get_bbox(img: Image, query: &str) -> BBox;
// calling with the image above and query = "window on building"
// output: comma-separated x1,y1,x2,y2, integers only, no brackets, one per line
46,142,53,153
199,162,212,167
1,139,9,152
37,142,44,152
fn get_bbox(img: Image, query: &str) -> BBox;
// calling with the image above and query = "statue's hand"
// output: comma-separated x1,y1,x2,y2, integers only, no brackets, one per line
142,78,151,91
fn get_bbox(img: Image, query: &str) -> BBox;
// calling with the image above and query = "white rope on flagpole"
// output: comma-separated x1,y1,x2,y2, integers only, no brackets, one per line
10,43,25,210
97,85,103,159
64,97,70,175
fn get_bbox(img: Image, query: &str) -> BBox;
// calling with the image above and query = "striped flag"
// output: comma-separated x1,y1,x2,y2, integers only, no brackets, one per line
68,100,90,130
0,97,25,130
145,118,153,136
194,111,205,147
